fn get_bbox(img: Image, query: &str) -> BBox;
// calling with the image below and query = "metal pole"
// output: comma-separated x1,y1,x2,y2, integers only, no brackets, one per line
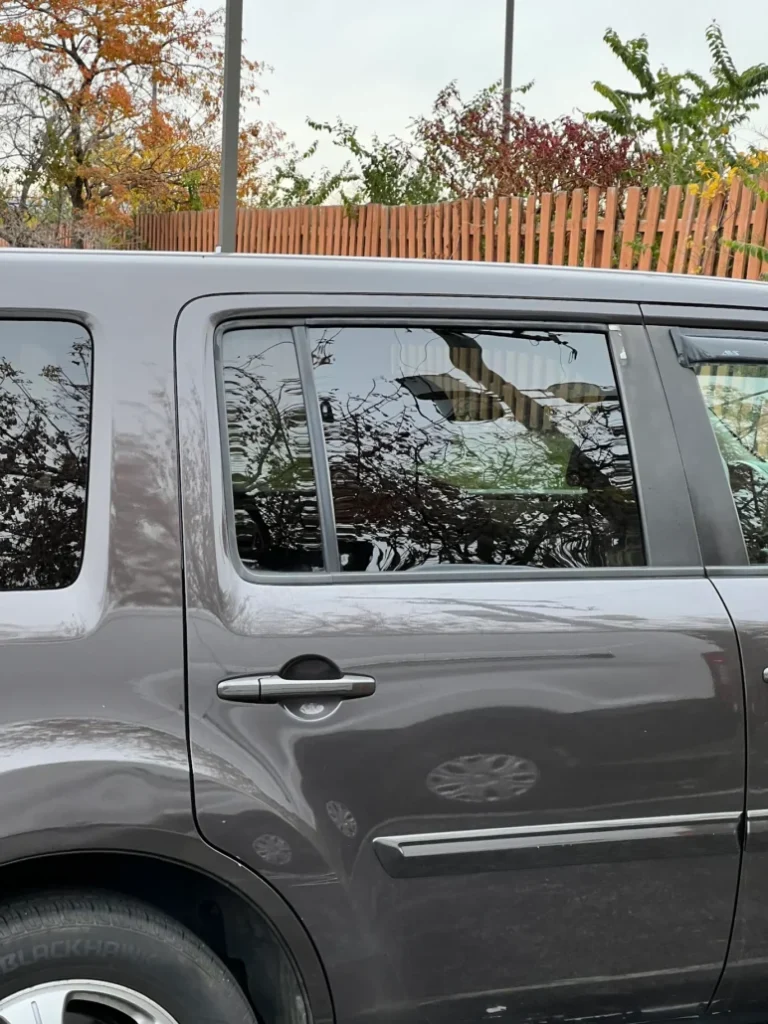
502,0,515,144
217,0,243,253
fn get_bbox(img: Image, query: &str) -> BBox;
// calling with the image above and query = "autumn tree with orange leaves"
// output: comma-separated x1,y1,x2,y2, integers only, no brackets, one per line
0,0,279,245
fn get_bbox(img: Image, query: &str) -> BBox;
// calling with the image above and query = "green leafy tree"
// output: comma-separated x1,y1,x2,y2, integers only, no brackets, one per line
307,119,445,205
589,22,768,185
261,119,444,208
257,140,358,208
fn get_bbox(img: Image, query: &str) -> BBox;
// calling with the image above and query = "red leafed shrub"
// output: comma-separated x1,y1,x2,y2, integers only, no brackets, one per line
414,82,648,198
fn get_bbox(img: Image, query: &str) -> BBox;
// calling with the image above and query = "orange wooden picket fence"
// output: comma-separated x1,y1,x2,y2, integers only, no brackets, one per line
135,180,768,280
25,180,768,279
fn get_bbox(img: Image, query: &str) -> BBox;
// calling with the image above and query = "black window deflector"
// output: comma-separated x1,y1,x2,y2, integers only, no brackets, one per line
672,328,768,369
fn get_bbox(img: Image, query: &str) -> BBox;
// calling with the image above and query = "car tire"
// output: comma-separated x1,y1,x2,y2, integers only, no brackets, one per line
0,891,258,1023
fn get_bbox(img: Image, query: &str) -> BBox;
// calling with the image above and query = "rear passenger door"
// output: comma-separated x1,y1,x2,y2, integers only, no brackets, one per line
644,309,768,1022
177,294,744,1024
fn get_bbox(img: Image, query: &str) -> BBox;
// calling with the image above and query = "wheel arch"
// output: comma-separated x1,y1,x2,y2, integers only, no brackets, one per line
0,829,334,1024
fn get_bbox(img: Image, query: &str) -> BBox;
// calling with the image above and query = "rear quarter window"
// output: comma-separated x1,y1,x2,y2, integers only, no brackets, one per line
0,320,92,590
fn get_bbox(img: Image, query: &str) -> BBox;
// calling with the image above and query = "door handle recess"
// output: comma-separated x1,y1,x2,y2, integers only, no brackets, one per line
217,674,376,703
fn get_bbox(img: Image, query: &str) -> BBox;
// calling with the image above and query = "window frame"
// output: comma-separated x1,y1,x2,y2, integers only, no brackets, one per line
213,307,700,585
0,315,94,592
215,321,338,573
644,316,768,573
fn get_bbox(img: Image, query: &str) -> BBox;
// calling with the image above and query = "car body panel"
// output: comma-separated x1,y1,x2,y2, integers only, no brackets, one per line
175,284,747,1024
1,251,767,1024
641,314,768,1023
704,577,768,1022
0,251,335,1023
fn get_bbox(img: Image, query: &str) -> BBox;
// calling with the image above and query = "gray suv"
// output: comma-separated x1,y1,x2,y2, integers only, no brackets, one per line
0,248,766,1024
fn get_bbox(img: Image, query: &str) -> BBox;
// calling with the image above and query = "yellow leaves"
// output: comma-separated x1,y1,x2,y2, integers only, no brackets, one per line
689,153,768,229
88,107,280,224
691,161,725,201
745,150,768,173
0,0,277,229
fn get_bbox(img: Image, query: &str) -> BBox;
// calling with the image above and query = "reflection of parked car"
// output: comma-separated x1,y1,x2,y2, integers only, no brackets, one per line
1,250,768,1024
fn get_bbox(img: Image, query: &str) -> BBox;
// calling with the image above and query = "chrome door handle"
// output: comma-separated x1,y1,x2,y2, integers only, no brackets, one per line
217,674,376,703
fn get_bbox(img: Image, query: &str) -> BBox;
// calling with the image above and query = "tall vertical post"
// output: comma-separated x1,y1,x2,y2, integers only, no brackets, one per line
217,0,243,253
502,0,515,144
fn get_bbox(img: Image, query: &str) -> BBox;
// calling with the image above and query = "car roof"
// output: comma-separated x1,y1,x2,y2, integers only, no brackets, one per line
1,248,766,311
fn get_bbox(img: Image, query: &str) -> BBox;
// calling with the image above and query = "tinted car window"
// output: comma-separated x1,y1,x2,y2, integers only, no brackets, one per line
0,320,91,590
221,327,324,573
309,325,644,572
695,362,768,563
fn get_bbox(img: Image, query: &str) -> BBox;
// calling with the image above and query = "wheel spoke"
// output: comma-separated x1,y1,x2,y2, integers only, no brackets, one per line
0,986,69,1024
0,979,179,1024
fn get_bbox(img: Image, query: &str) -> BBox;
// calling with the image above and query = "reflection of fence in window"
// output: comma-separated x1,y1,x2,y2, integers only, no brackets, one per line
394,331,627,492
696,363,768,564
393,340,571,423
697,364,768,461
315,325,644,571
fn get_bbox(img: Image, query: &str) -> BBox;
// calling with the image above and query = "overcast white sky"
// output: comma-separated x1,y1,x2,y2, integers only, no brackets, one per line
217,0,768,169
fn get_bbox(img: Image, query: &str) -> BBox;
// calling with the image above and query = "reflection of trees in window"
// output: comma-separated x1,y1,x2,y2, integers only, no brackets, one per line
0,325,91,590
312,326,644,572
222,330,323,573
697,365,768,564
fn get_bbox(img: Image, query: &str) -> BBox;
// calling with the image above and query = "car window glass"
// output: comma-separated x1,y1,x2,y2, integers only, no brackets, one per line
220,327,324,573
0,320,91,590
309,325,645,572
695,362,768,563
